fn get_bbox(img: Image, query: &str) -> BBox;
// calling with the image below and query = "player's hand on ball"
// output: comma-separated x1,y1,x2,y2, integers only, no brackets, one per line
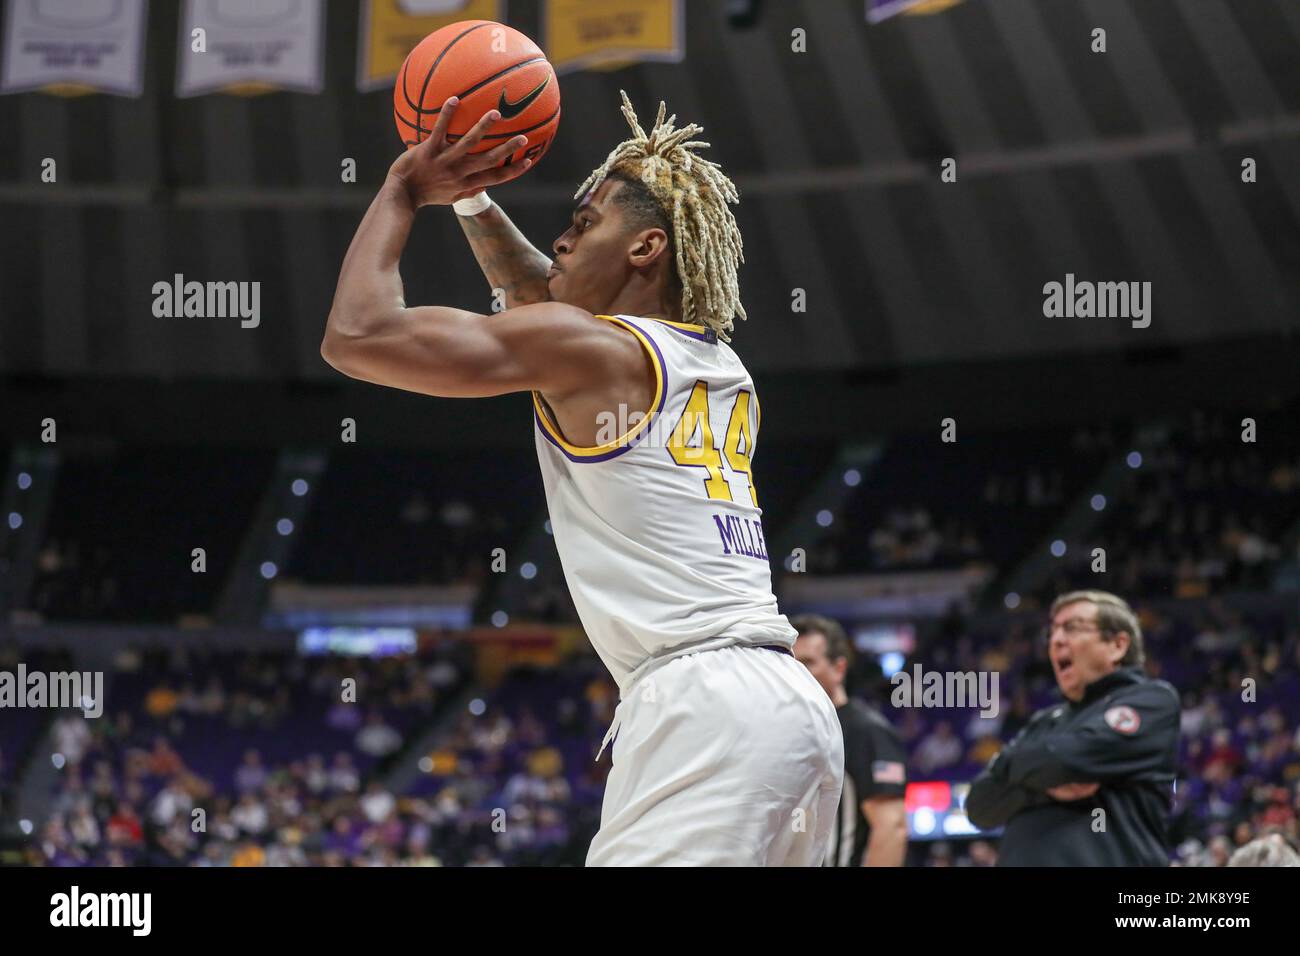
1047,782,1100,801
387,96,532,208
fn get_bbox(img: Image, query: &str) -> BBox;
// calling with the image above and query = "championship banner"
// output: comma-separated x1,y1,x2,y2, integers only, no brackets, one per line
176,0,325,98
867,0,964,25
543,0,682,76
357,0,503,92
1,0,148,97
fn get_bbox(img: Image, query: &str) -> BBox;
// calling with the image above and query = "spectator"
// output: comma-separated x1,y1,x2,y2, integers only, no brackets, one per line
150,778,193,828
1228,833,1300,867
328,752,360,793
355,711,402,759
52,715,92,766
234,750,268,794
145,684,179,719
148,737,184,778
231,793,269,835
360,782,397,824
105,802,144,847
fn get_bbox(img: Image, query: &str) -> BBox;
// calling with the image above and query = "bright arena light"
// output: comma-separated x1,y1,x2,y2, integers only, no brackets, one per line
259,561,278,579
17,472,32,490
1004,592,1021,610
843,468,862,487
816,509,833,527
912,807,937,836
491,610,509,628
291,479,309,497
276,518,294,536
520,562,537,579
1091,494,1107,511
468,698,486,716
1126,451,1143,469
1051,539,1067,557
7,512,21,530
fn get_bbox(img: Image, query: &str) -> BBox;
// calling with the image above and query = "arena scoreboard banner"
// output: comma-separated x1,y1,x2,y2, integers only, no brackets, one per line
356,0,504,92
867,0,964,25
543,0,682,76
175,0,325,97
906,780,985,840
0,0,148,97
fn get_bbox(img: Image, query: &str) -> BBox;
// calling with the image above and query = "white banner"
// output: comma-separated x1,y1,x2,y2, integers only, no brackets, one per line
1,0,148,97
176,0,324,98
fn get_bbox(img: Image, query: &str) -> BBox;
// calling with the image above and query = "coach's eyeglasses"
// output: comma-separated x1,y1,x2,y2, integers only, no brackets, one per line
1038,618,1104,644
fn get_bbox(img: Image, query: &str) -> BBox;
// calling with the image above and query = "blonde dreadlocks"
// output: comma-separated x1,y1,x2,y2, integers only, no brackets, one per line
572,90,745,342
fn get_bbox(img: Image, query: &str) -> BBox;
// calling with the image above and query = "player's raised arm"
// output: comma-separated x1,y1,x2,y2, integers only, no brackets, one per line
322,97,624,399
324,297,624,399
325,97,527,342
456,199,554,308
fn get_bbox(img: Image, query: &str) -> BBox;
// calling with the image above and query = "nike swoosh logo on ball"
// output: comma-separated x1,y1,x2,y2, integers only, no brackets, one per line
498,78,549,119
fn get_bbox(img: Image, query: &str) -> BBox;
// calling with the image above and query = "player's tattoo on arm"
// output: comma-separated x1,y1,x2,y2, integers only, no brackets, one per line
457,203,553,308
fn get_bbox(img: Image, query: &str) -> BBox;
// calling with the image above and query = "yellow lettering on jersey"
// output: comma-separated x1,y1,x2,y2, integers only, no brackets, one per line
724,390,757,507
667,382,760,507
667,380,730,500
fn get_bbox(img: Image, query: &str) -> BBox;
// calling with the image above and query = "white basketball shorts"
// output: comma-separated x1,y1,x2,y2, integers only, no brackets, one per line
586,642,845,866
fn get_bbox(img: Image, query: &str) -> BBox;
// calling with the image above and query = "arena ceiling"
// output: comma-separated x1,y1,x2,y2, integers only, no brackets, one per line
0,0,1297,379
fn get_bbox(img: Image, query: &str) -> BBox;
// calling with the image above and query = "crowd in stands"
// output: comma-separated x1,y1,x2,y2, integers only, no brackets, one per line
6,405,1300,866
21,645,480,866
402,661,613,865
13,593,1295,867
1041,410,1300,603
806,426,1114,575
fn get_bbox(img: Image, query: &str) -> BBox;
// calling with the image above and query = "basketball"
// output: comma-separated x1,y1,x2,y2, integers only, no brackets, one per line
394,19,560,173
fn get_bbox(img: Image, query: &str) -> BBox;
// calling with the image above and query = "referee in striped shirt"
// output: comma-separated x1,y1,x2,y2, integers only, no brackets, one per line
793,615,909,867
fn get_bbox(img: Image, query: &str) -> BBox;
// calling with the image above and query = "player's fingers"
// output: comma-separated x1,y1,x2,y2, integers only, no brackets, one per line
460,157,532,191
473,134,528,170
443,108,500,161
424,96,459,151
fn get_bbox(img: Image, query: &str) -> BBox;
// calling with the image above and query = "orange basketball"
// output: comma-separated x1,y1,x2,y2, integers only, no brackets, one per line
394,20,560,174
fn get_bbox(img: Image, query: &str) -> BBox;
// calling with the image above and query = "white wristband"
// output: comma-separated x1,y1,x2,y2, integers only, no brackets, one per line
452,191,492,216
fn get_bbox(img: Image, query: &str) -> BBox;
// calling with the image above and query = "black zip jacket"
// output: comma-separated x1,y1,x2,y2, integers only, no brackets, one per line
965,667,1179,866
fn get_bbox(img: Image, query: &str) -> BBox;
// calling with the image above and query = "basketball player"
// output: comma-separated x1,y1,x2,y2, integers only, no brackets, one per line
322,91,843,865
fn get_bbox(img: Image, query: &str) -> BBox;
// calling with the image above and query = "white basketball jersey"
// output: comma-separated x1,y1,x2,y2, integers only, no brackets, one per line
533,313,796,696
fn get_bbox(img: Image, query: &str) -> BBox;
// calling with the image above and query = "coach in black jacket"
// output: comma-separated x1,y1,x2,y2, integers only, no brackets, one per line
966,591,1179,866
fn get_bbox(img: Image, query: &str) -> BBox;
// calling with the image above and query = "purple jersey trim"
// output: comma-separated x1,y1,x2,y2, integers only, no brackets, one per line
533,315,669,464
